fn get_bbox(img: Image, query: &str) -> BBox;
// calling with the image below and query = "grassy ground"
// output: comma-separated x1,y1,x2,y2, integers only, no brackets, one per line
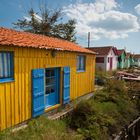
0,117,82,140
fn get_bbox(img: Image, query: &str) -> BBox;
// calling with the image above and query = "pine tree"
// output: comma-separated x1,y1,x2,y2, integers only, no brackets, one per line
13,8,76,42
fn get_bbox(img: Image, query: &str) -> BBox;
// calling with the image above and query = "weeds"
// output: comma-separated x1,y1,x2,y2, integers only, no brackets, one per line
0,117,82,140
68,79,139,140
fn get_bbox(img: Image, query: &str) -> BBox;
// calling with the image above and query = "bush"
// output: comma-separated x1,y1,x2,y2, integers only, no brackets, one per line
68,100,115,139
68,79,139,140
104,79,128,94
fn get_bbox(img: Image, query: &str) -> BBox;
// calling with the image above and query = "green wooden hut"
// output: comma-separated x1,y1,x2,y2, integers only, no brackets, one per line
124,53,134,68
117,49,126,69
133,54,140,67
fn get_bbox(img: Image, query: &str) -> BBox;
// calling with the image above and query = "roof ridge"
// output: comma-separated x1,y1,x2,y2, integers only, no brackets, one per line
88,46,113,48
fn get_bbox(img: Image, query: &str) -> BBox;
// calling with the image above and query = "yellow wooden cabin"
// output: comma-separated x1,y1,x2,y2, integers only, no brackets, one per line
0,27,96,131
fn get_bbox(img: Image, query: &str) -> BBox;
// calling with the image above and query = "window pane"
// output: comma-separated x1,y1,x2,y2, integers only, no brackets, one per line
79,56,81,70
4,53,8,77
46,77,56,85
51,69,55,76
0,52,14,79
50,77,56,84
0,53,3,78
46,87,51,94
46,78,50,85
96,57,104,63
7,53,11,77
77,55,85,71
80,56,84,70
46,70,51,77
77,56,80,70
108,58,109,63
51,86,55,93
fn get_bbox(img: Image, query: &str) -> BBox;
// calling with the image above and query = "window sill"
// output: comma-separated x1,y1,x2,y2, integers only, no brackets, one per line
0,78,14,83
77,70,85,73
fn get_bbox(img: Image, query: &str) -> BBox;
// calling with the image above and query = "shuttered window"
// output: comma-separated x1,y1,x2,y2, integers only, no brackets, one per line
77,55,86,71
0,52,14,82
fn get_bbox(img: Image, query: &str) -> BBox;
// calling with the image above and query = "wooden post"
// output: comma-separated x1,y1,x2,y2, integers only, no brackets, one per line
88,32,90,48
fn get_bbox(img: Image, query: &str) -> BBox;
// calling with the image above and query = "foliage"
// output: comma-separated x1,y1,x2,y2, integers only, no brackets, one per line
95,70,117,86
104,79,128,94
95,70,117,78
126,81,140,112
68,100,113,139
13,7,76,42
68,79,139,140
0,116,82,140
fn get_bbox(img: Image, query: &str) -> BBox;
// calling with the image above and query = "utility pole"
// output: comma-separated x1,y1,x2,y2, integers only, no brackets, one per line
88,32,90,48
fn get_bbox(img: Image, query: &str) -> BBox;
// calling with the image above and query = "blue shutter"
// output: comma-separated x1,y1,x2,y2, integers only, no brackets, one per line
32,68,45,118
63,67,70,104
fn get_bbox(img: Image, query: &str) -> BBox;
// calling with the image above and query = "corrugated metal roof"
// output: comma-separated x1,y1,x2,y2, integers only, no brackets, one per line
0,27,96,54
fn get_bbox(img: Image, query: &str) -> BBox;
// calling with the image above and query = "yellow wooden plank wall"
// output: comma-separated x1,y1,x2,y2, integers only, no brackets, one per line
0,46,95,130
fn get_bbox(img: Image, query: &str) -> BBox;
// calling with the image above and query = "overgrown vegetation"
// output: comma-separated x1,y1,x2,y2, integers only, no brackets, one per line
68,79,139,140
0,71,139,140
0,117,82,140
95,70,117,86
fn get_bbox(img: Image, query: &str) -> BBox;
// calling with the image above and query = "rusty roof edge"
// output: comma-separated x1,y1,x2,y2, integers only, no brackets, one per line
43,46,96,54
0,44,96,55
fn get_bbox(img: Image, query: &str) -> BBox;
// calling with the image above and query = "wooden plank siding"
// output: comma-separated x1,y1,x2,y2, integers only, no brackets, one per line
0,45,95,130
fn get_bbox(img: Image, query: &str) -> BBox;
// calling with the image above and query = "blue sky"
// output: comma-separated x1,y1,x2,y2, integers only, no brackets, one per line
0,0,140,53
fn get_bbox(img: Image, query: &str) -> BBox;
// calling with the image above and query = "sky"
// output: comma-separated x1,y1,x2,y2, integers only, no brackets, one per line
0,0,140,53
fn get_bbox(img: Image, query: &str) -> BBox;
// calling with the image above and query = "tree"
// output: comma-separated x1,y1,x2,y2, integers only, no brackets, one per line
13,8,76,42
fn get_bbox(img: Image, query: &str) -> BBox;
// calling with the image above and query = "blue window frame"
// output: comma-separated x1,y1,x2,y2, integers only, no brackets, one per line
77,55,86,72
0,51,14,83
45,68,60,108
45,69,56,95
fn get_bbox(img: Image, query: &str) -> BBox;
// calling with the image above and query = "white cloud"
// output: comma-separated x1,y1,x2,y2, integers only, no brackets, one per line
135,4,140,15
63,0,140,40
34,14,42,21
24,14,42,22
24,16,31,21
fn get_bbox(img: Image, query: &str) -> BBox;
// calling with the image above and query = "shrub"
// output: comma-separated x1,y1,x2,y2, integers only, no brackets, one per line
68,79,139,139
68,100,114,139
104,79,128,94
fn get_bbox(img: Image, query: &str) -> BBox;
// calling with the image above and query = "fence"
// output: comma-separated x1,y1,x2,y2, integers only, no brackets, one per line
114,117,140,140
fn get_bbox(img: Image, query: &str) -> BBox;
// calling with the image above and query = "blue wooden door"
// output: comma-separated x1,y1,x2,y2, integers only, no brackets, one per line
45,68,60,108
63,67,70,104
32,69,45,118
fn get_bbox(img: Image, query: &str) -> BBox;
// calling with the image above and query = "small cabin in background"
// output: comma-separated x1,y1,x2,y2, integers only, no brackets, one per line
124,53,134,68
133,54,140,67
0,27,96,131
88,46,118,71
117,49,126,69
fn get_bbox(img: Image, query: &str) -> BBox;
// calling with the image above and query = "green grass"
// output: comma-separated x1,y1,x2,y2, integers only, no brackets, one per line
0,117,82,140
